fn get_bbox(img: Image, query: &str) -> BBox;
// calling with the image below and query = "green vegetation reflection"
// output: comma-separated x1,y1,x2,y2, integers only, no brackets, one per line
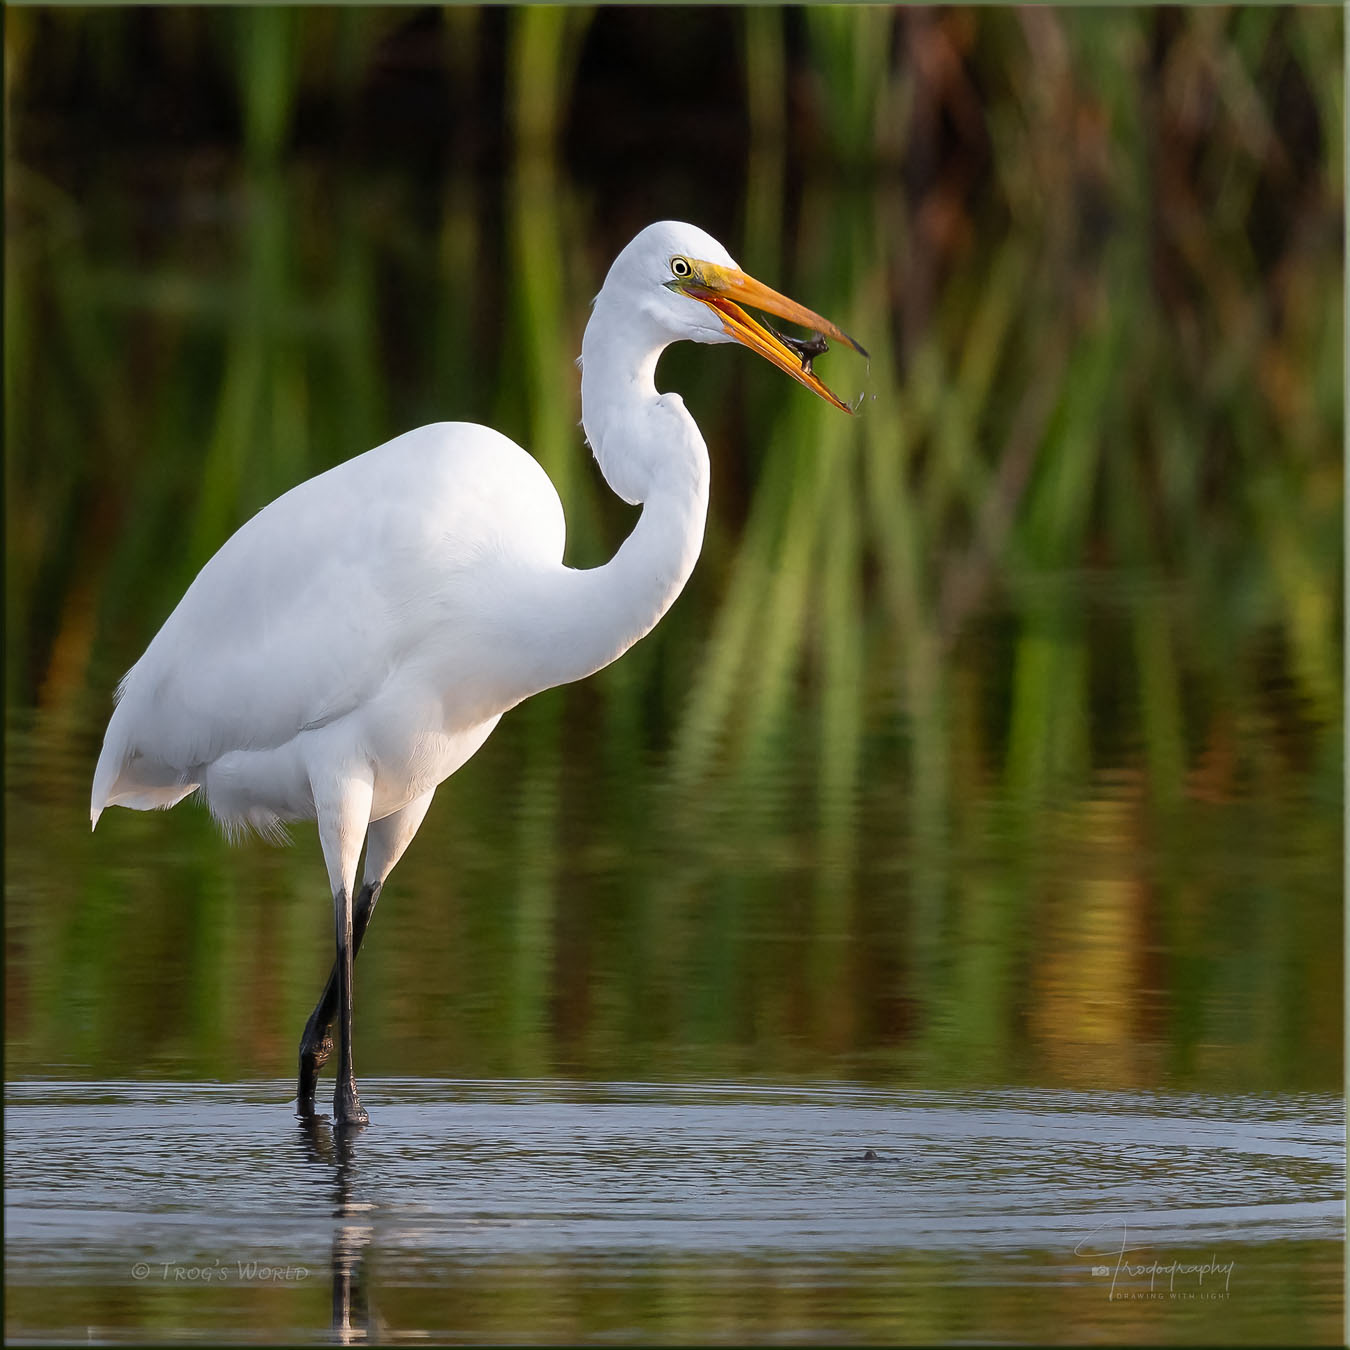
4,7,1342,1093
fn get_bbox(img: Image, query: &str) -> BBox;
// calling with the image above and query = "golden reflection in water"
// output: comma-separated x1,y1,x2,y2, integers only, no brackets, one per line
1030,787,1154,1086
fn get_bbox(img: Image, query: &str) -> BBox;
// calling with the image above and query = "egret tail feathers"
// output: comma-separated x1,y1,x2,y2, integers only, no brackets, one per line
91,726,198,827
90,780,199,825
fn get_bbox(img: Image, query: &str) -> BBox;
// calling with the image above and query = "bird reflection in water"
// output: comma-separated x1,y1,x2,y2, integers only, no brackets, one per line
296,1117,383,1343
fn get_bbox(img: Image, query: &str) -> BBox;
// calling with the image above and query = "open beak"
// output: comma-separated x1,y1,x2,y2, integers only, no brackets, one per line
674,261,868,414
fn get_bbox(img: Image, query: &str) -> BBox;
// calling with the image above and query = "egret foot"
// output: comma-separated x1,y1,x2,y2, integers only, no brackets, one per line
296,1051,329,1118
297,1015,336,1115
334,1086,369,1129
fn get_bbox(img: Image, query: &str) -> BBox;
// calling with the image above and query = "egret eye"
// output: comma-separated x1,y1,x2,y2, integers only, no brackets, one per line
670,256,693,279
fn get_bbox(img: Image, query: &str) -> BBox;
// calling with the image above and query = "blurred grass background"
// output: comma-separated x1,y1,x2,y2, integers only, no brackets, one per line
4,6,1343,1092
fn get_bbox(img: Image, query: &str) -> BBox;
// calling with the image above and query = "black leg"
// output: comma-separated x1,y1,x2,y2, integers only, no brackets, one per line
332,883,367,1127
298,881,381,1118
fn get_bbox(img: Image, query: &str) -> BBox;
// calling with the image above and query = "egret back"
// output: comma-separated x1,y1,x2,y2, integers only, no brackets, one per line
90,422,566,827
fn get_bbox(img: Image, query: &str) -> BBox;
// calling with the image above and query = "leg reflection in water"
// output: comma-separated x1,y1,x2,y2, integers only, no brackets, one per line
297,1116,382,1344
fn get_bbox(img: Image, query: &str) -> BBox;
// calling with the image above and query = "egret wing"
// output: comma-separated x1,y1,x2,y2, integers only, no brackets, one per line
92,423,565,814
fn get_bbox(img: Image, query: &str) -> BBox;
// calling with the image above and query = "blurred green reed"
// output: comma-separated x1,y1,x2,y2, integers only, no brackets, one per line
4,7,1342,1091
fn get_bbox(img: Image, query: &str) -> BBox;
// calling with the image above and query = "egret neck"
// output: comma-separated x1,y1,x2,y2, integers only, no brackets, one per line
512,289,711,700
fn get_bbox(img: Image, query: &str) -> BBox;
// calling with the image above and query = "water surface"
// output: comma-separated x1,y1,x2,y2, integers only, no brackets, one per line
5,1079,1343,1344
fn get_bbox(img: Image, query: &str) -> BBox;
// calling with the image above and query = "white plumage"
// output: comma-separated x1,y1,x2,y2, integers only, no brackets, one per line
93,422,566,836
90,220,862,1125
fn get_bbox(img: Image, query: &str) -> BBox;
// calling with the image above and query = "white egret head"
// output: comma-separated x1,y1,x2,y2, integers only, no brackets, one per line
600,220,868,414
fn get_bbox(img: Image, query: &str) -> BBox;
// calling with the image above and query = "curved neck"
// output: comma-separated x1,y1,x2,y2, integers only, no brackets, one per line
502,294,710,702
546,472,708,686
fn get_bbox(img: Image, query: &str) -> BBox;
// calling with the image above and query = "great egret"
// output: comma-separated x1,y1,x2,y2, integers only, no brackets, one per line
90,221,866,1126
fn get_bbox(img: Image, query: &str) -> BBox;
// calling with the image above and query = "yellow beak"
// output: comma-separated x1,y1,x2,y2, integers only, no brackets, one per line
673,261,867,414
